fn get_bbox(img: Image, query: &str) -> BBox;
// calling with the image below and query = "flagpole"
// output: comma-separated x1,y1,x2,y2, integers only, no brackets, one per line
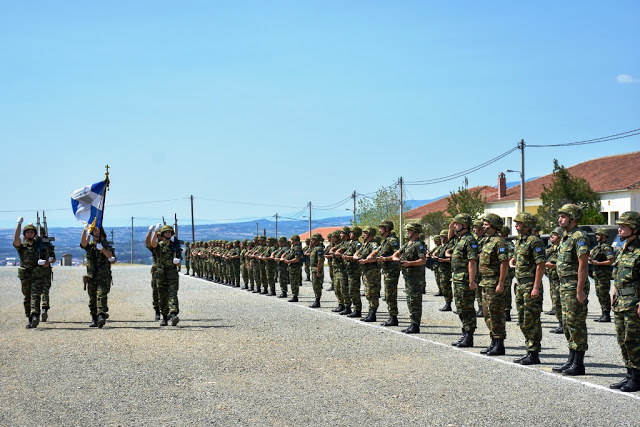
98,165,110,231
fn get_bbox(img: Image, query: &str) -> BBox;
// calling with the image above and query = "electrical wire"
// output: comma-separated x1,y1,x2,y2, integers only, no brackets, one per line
527,128,640,147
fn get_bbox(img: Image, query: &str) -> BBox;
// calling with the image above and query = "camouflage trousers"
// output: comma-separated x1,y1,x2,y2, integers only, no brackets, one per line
21,277,43,317
382,268,400,316
434,267,441,293
248,264,255,289
266,264,277,293
454,280,477,333
339,267,351,307
184,259,190,274
593,273,612,313
332,267,345,306
151,274,159,311
515,279,543,353
87,275,111,317
480,279,506,339
505,270,515,310
278,265,289,294
347,268,362,311
614,307,640,370
548,275,562,323
475,272,483,307
439,268,453,304
157,278,179,316
560,278,589,352
41,268,53,309
260,264,268,291
289,265,302,296
241,264,248,286
311,269,324,299
404,269,423,326
362,268,381,310
253,262,261,290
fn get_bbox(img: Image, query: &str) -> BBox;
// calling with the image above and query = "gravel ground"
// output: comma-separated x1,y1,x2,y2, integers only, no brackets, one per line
1,265,639,426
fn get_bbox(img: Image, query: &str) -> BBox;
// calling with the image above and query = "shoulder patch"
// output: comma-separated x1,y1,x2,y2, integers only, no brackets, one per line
499,247,505,252
471,244,478,249
535,247,542,252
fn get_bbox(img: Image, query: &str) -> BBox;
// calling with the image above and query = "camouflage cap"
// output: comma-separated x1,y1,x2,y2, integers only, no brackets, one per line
311,233,323,241
440,229,449,237
558,203,583,222
595,227,610,237
233,239,240,244
405,222,422,233
616,211,640,230
332,231,341,239
290,234,300,241
363,226,377,236
22,223,37,234
258,235,266,240
472,219,483,228
433,234,442,241
378,220,394,231
341,226,351,235
551,227,564,236
159,225,175,235
513,212,536,229
481,213,503,231
278,236,288,243
452,213,472,227
501,226,511,236
351,226,362,236
266,237,276,243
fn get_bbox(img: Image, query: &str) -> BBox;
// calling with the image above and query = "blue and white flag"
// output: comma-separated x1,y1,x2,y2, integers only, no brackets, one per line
71,180,107,229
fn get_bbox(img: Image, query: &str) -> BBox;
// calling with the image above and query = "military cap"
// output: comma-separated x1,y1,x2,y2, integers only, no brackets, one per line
433,234,442,241
311,233,323,241
550,227,564,236
363,226,377,236
340,226,351,235
290,234,300,241
452,213,472,227
616,211,640,230
405,222,422,233
440,229,449,237
513,212,537,229
473,219,483,228
159,225,175,235
278,236,288,243
482,213,503,231
378,220,394,231
266,236,276,242
22,223,37,235
501,226,511,236
351,226,362,236
558,203,583,222
595,227,610,237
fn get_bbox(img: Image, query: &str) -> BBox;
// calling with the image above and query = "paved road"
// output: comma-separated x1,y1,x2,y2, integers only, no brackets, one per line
1,265,638,426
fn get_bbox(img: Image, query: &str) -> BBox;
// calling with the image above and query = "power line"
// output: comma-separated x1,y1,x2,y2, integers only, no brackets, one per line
194,196,302,210
527,128,640,147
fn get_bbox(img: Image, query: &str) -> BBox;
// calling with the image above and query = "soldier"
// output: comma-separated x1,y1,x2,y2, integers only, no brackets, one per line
246,239,256,291
184,241,191,275
39,227,56,322
325,231,345,310
275,236,290,297
545,227,564,333
447,214,479,347
13,217,54,329
341,226,364,318
309,233,325,308
283,234,303,302
354,226,380,322
478,214,509,356
590,227,615,322
609,211,640,392
473,219,488,317
500,225,516,322
240,240,249,289
263,237,278,295
332,227,352,315
148,224,182,326
303,238,312,282
553,204,590,376
369,220,401,326
145,225,162,320
391,222,427,333
436,229,454,312
430,235,443,296
81,225,115,328
324,232,336,292
511,212,546,365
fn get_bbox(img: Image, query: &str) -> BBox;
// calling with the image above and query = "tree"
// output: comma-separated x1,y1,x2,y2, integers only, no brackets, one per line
419,211,450,238
354,184,410,232
446,177,486,220
537,159,604,231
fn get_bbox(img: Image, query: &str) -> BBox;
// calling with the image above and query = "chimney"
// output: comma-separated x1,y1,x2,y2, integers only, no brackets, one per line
498,172,507,199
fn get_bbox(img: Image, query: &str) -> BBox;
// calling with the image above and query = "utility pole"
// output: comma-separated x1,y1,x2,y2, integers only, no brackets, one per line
352,191,356,224
308,201,312,240
131,217,134,264
190,194,195,244
399,177,404,246
275,213,278,238
519,139,526,213
256,222,259,237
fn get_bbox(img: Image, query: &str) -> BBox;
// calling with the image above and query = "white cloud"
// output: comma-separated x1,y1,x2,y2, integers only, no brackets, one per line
616,74,639,84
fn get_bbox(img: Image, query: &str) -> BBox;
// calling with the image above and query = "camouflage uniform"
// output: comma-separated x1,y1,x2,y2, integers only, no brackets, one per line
285,238,303,298
152,239,181,316
398,232,428,328
40,240,55,312
15,233,49,320
302,239,311,281
378,230,401,319
84,240,114,319
184,242,191,275
335,228,351,312
479,233,509,340
437,230,454,306
357,232,381,315
545,234,562,326
264,238,278,294
240,241,249,288
450,229,479,336
431,239,443,294
590,232,614,316
309,237,325,302
276,238,290,296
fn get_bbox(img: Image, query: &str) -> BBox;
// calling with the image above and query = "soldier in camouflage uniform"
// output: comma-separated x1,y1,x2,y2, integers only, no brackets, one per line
14,218,54,329
473,219,488,318
369,220,401,326
246,240,256,291
553,204,590,376
325,231,345,310
283,234,303,302
39,227,56,322
331,227,352,314
146,225,162,320
590,227,615,322
148,224,182,326
499,225,515,322
324,232,336,292
511,212,545,365
545,227,563,333
436,229,454,312
276,237,290,297
263,237,278,295
82,225,116,328
448,214,479,347
240,240,249,289
309,233,325,308
355,227,380,322
230,240,242,287
184,241,191,275
303,238,312,282
342,226,364,318
430,235,443,296
478,214,509,356
392,222,427,333
609,211,640,392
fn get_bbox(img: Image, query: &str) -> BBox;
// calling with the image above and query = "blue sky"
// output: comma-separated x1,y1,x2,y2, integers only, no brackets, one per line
1,1,639,229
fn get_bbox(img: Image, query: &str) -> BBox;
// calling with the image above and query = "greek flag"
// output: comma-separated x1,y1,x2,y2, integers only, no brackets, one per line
71,180,107,229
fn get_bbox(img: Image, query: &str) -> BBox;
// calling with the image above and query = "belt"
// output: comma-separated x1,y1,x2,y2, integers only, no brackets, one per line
516,277,534,285
559,274,578,283
616,281,640,296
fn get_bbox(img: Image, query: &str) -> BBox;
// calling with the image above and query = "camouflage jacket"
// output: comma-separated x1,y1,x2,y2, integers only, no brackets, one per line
357,240,379,272
436,239,453,273
378,232,400,271
153,240,181,270
514,231,545,280
478,234,508,279
450,231,478,280
16,238,51,272
397,239,427,273
83,240,114,279
557,226,589,279
285,243,303,269
309,244,325,272
590,242,614,273
345,239,363,272
545,244,559,280
612,238,640,312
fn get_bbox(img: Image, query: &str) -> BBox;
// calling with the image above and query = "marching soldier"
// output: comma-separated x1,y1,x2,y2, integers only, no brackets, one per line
81,225,115,328
39,227,56,322
148,224,182,326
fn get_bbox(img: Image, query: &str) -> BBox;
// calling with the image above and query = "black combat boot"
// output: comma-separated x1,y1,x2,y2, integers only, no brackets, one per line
610,368,632,389
252,288,260,293
594,311,611,322
402,324,420,334
545,309,555,316
155,309,161,321
452,333,466,346
361,308,377,322
332,304,345,313
481,338,496,354
552,349,575,373
476,308,484,318
563,351,586,376
382,316,398,326
288,296,298,303
339,306,352,315
309,299,321,308
456,332,474,348
487,339,505,356
89,315,98,328
439,302,452,312
505,311,511,322
327,285,334,291
261,289,269,295
621,368,640,393
434,290,443,297
278,292,287,298
160,314,168,326
170,313,180,326
519,352,540,365
97,313,106,328
269,290,276,296
41,308,48,322
30,314,39,329
347,310,362,318
26,314,33,329
513,353,528,364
